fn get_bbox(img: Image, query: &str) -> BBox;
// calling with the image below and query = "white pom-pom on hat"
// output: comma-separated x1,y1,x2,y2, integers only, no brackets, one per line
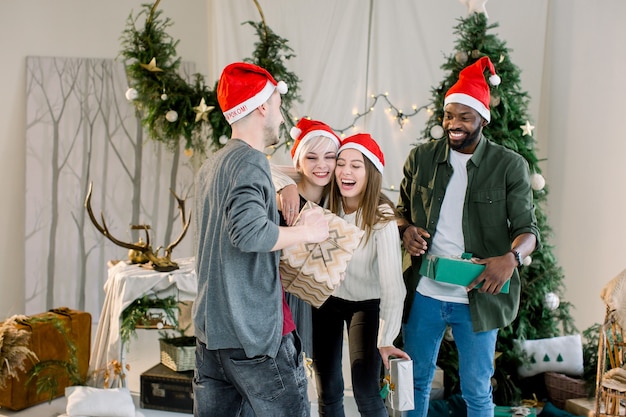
277,80,288,95
290,126,302,140
489,74,501,86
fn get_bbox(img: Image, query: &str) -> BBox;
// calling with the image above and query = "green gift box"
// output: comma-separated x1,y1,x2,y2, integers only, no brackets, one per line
419,253,510,294
494,406,536,416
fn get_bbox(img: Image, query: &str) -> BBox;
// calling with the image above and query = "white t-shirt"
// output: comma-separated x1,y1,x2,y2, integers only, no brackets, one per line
417,150,472,304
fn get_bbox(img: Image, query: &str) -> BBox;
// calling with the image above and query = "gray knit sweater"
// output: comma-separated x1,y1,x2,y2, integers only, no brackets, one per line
192,139,282,358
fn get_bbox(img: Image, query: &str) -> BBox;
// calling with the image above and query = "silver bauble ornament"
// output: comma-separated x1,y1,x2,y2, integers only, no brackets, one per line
165,110,178,122
125,87,138,101
530,173,546,191
455,51,468,65
161,93,168,101
219,135,228,145
543,292,560,311
430,125,444,139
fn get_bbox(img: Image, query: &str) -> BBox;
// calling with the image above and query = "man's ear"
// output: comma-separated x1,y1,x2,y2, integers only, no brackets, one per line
481,118,488,127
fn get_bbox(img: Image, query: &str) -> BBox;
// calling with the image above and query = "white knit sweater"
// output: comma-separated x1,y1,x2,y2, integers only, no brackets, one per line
333,204,406,347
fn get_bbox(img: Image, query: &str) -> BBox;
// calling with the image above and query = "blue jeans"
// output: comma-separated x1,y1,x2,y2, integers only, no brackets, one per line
312,297,387,417
403,292,497,417
193,332,310,417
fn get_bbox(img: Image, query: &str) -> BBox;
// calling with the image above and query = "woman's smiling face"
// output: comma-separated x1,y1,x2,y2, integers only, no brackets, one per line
335,148,367,201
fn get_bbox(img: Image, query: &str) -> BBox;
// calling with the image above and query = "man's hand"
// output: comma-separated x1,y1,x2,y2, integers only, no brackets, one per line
402,225,430,256
278,184,299,226
467,253,517,295
299,206,329,243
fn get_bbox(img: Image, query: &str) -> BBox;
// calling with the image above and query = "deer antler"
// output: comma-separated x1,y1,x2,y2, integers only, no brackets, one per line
84,182,191,272
164,188,191,259
84,183,151,253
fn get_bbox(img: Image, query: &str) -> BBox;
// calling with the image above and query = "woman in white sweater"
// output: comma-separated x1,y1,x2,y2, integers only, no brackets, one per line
312,133,409,417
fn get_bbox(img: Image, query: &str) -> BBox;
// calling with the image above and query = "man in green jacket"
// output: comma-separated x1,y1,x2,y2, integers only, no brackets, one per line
397,56,539,417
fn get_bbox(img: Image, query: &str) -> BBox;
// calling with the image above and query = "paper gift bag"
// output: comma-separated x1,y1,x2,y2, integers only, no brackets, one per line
389,358,414,411
280,201,364,307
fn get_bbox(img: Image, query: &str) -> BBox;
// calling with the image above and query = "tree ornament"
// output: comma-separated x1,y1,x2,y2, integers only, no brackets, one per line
471,49,481,59
543,292,560,311
125,87,138,101
459,0,489,18
184,148,193,158
219,135,228,145
165,110,178,123
522,255,532,266
430,125,445,139
490,93,501,107
193,98,213,122
521,120,535,136
161,93,168,100
139,57,163,72
455,50,469,65
530,173,545,191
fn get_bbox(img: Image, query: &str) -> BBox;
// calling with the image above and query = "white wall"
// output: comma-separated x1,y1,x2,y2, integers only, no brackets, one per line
0,0,209,317
1,0,625,335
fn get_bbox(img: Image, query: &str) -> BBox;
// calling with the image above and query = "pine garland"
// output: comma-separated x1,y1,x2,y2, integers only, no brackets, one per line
119,0,301,156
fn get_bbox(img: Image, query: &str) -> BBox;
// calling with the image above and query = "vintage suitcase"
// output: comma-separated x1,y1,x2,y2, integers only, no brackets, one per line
140,363,193,414
0,307,91,411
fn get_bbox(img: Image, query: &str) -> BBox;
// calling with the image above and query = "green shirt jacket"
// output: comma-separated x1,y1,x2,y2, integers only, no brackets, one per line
397,135,540,332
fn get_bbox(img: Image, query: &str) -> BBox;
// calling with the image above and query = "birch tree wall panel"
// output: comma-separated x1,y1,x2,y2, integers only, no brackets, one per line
25,56,196,320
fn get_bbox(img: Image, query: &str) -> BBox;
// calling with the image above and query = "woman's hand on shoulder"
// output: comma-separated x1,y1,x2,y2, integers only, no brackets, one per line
278,184,299,226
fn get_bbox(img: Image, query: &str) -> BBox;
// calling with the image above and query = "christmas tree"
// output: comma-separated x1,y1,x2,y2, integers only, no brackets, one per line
421,12,577,405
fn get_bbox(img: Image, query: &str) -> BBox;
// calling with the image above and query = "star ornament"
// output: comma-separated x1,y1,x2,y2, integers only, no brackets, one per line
521,120,536,137
459,0,489,18
193,98,214,122
139,57,163,72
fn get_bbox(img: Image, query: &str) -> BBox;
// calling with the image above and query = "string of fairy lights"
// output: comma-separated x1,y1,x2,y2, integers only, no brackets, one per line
267,92,434,155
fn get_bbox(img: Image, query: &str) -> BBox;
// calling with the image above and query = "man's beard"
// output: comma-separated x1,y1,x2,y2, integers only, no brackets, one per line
447,126,481,152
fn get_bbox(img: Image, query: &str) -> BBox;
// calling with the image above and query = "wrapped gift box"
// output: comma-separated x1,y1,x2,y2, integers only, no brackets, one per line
494,406,537,416
280,202,364,307
140,363,193,414
564,397,595,417
389,359,414,411
420,254,510,293
0,308,91,410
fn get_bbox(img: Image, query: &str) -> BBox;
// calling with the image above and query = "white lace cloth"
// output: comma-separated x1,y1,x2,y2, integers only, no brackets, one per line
88,257,197,386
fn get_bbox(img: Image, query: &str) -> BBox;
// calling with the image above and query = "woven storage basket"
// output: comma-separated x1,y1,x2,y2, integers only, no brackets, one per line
544,372,587,409
159,336,196,372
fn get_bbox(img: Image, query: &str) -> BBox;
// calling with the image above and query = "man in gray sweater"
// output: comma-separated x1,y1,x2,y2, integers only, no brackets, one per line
192,62,329,417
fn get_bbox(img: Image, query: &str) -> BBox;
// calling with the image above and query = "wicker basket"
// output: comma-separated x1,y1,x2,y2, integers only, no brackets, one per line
544,372,588,409
159,336,196,372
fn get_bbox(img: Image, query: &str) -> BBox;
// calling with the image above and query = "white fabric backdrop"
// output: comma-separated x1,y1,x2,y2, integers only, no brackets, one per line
207,0,548,195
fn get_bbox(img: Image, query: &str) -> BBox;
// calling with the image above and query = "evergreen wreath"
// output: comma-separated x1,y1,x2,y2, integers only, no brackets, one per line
119,0,301,156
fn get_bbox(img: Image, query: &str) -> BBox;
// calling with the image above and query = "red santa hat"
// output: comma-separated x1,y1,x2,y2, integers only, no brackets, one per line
444,56,501,123
339,133,384,174
289,118,341,166
217,62,288,125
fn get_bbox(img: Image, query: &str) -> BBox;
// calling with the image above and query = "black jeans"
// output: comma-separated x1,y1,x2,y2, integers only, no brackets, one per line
312,296,387,417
